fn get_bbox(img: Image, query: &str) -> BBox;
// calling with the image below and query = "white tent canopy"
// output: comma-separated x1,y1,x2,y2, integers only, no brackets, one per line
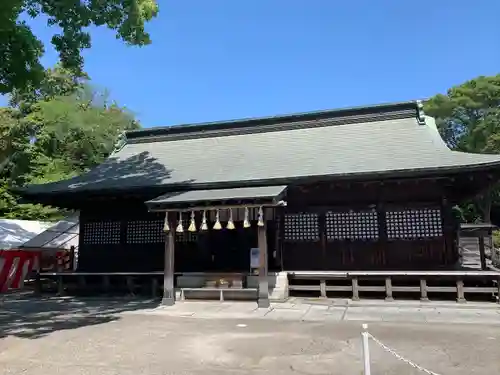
0,219,53,250
21,215,79,251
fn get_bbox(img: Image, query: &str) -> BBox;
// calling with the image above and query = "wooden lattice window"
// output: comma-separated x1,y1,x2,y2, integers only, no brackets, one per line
386,208,443,239
284,213,319,242
126,220,164,244
82,221,121,245
326,209,379,241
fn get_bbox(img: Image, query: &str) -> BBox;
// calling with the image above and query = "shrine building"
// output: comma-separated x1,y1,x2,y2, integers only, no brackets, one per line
17,101,500,306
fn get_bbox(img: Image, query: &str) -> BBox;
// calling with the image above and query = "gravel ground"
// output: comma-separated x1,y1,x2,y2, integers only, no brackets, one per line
0,297,499,375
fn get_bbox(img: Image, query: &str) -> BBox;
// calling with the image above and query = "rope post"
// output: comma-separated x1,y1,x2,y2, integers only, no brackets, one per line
361,323,371,375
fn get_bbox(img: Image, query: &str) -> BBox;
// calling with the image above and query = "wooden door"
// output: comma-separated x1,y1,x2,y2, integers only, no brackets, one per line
209,226,255,272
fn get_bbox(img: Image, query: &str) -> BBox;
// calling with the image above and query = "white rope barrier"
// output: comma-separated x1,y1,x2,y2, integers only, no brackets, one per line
361,324,442,375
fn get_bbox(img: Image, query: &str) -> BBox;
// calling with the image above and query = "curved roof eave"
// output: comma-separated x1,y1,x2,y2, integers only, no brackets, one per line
16,158,500,199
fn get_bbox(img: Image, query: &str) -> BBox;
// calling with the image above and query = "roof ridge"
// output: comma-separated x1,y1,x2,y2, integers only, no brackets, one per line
126,100,420,141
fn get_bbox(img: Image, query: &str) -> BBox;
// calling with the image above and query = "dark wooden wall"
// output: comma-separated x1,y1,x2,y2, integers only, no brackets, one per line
79,202,164,272
77,177,460,273
78,202,278,273
279,180,458,270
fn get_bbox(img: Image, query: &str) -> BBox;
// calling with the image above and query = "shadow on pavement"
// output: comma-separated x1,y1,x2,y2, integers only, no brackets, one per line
0,294,160,340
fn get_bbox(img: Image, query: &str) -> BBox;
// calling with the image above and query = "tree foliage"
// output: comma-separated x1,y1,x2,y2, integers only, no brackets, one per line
9,64,88,115
425,75,500,222
0,0,158,94
0,66,140,220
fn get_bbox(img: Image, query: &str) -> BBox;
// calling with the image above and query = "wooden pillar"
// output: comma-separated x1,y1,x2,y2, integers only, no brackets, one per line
278,207,285,271
352,277,360,301
376,203,388,268
497,277,500,304
102,275,111,293
257,224,270,308
320,279,327,298
420,279,429,302
162,213,175,306
69,246,76,271
384,277,394,301
34,272,42,296
151,277,158,298
57,275,64,296
478,234,487,271
456,279,466,303
441,197,455,265
78,275,86,290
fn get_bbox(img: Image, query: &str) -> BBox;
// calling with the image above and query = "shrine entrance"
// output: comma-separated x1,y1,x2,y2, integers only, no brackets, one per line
145,185,288,308
208,227,256,272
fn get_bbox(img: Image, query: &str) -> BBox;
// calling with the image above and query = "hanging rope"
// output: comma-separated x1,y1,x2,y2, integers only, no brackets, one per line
213,209,222,230
257,206,264,227
200,210,208,231
243,207,251,228
163,212,170,232
176,211,184,233
226,208,235,230
188,211,197,232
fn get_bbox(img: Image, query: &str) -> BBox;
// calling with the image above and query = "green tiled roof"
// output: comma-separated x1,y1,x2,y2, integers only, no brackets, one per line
19,101,500,196
146,185,287,211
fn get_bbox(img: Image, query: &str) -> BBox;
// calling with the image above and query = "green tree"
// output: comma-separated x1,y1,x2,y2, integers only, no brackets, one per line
0,107,33,180
0,108,21,174
25,88,140,174
0,67,141,220
9,64,88,115
425,75,500,222
0,0,158,94
0,178,63,220
1,66,87,178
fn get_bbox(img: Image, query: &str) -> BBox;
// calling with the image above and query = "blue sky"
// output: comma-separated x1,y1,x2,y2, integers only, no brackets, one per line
6,1,500,127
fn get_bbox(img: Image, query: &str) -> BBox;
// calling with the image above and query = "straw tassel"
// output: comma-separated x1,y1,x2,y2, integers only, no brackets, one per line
243,207,251,228
163,213,170,232
200,210,208,231
257,206,264,227
226,208,235,230
176,212,184,233
188,211,197,232
213,209,222,230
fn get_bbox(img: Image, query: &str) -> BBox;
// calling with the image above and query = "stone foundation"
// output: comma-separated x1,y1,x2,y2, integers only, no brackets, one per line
246,271,289,301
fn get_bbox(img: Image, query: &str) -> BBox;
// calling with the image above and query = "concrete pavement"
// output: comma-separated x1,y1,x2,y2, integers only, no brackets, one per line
126,298,500,325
